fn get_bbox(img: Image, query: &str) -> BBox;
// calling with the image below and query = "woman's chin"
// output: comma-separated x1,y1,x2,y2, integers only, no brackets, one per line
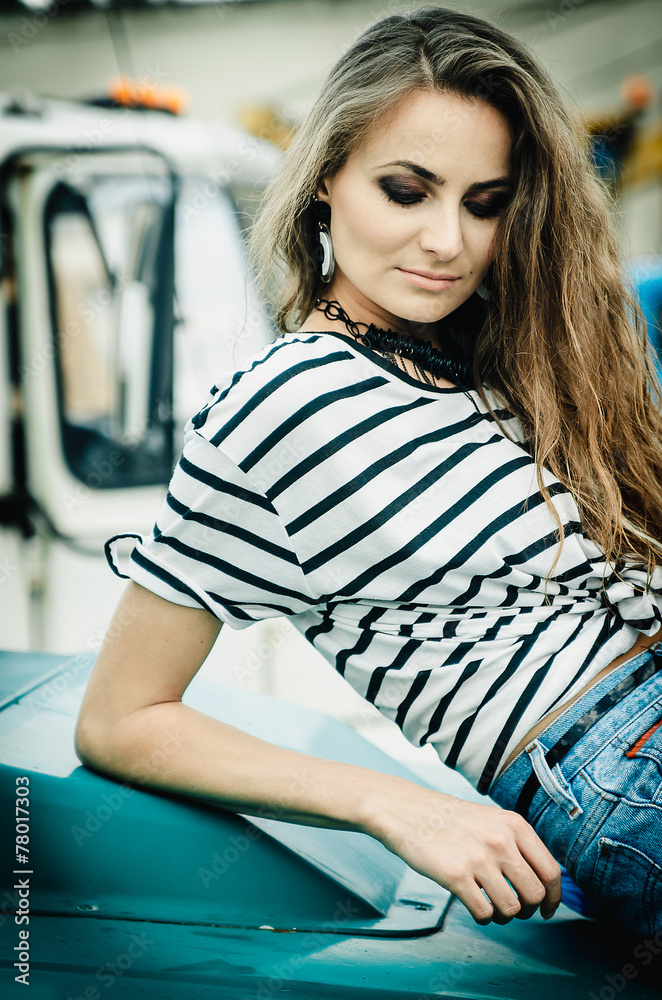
393,303,465,330
390,291,478,329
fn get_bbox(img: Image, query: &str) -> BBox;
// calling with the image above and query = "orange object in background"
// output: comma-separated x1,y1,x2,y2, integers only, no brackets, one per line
108,75,189,115
621,73,656,112
582,74,659,192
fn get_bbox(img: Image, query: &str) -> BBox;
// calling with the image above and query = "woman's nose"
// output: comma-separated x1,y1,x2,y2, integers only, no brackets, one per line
419,204,464,261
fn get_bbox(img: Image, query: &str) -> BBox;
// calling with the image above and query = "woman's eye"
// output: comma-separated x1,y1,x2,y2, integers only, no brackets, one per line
378,178,426,206
464,195,509,219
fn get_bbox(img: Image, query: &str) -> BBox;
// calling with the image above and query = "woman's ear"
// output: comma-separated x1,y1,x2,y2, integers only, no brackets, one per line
316,178,331,204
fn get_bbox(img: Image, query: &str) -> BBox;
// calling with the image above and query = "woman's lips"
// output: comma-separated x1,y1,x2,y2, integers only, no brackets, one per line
397,268,460,291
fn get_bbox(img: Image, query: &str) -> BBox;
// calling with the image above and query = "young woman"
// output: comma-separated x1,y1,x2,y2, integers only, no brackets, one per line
75,7,662,935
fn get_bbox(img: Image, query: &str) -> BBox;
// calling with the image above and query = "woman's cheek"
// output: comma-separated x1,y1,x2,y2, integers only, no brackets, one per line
474,221,500,265
360,209,414,257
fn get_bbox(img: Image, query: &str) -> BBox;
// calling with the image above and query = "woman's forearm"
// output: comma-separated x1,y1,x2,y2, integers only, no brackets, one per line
76,696,563,923
75,697,415,833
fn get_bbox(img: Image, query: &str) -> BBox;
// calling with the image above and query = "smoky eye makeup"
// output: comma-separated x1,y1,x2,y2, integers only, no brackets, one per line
377,176,427,206
378,173,511,216
463,190,511,218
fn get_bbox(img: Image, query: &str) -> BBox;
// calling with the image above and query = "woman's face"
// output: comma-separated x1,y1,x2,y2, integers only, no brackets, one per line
317,89,512,335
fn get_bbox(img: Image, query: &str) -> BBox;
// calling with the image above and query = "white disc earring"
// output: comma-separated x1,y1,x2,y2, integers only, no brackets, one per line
313,196,335,284
318,222,335,283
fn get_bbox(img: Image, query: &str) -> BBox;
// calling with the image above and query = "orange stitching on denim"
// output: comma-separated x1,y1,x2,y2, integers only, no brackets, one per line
625,718,662,758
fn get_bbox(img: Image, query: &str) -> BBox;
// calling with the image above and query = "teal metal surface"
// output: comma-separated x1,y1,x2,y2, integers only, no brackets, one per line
3,908,662,1000
2,650,661,999
0,650,451,936
0,651,74,707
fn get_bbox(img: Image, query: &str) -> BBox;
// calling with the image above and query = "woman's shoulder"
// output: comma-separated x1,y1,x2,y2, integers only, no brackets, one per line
470,385,528,446
183,330,354,457
196,330,338,402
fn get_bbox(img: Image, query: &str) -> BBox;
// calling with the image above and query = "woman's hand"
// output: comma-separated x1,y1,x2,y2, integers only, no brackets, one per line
360,780,562,925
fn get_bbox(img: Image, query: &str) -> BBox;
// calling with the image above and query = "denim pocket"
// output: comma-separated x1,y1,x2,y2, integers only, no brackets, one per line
525,739,583,819
591,836,662,936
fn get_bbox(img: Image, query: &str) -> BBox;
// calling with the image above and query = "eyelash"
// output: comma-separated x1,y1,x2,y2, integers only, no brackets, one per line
378,179,507,219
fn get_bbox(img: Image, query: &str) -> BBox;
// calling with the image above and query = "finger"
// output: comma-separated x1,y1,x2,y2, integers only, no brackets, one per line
540,886,563,920
451,864,552,926
502,874,544,920
478,844,554,922
448,878,497,925
475,871,526,924
508,866,561,921
519,845,563,917
495,875,540,921
512,820,563,917
498,861,549,918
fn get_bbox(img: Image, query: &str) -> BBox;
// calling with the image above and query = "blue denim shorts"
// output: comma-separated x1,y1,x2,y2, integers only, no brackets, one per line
490,647,662,936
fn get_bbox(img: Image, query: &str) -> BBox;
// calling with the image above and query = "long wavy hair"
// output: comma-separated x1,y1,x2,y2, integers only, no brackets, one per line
248,5,662,575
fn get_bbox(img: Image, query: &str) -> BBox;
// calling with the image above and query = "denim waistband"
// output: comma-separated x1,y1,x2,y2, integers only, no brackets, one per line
489,646,662,808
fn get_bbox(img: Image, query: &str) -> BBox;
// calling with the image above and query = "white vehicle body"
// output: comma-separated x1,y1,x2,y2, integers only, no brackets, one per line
0,88,279,654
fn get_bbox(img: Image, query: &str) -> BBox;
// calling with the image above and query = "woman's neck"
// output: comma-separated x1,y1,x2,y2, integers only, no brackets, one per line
298,295,441,349
297,298,473,390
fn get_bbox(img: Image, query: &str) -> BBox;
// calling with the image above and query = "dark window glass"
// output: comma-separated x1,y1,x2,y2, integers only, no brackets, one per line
45,170,175,489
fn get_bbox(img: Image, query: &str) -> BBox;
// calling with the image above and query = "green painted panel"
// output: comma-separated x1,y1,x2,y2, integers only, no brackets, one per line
0,650,451,934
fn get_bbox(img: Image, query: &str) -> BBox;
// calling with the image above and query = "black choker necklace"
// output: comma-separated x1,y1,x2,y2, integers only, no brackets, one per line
316,299,473,389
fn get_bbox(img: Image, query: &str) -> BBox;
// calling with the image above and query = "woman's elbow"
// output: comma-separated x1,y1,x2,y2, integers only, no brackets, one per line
74,705,112,770
74,687,135,775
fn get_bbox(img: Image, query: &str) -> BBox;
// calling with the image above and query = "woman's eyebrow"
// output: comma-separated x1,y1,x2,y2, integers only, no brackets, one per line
377,160,510,190
469,177,511,192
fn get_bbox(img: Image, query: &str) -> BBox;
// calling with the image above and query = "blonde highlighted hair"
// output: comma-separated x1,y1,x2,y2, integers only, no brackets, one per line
248,5,662,575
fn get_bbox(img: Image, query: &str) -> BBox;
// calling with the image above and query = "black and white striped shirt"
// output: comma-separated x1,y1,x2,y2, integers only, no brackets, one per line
107,330,662,793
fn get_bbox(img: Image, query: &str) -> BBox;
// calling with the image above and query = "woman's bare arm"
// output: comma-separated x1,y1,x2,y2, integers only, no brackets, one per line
75,581,387,829
75,581,562,925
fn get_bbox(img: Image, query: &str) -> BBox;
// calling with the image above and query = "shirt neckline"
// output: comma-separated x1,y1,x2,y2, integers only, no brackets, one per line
294,328,474,397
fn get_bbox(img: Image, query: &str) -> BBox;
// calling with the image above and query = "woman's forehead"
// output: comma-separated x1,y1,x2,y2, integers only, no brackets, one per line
346,90,513,178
